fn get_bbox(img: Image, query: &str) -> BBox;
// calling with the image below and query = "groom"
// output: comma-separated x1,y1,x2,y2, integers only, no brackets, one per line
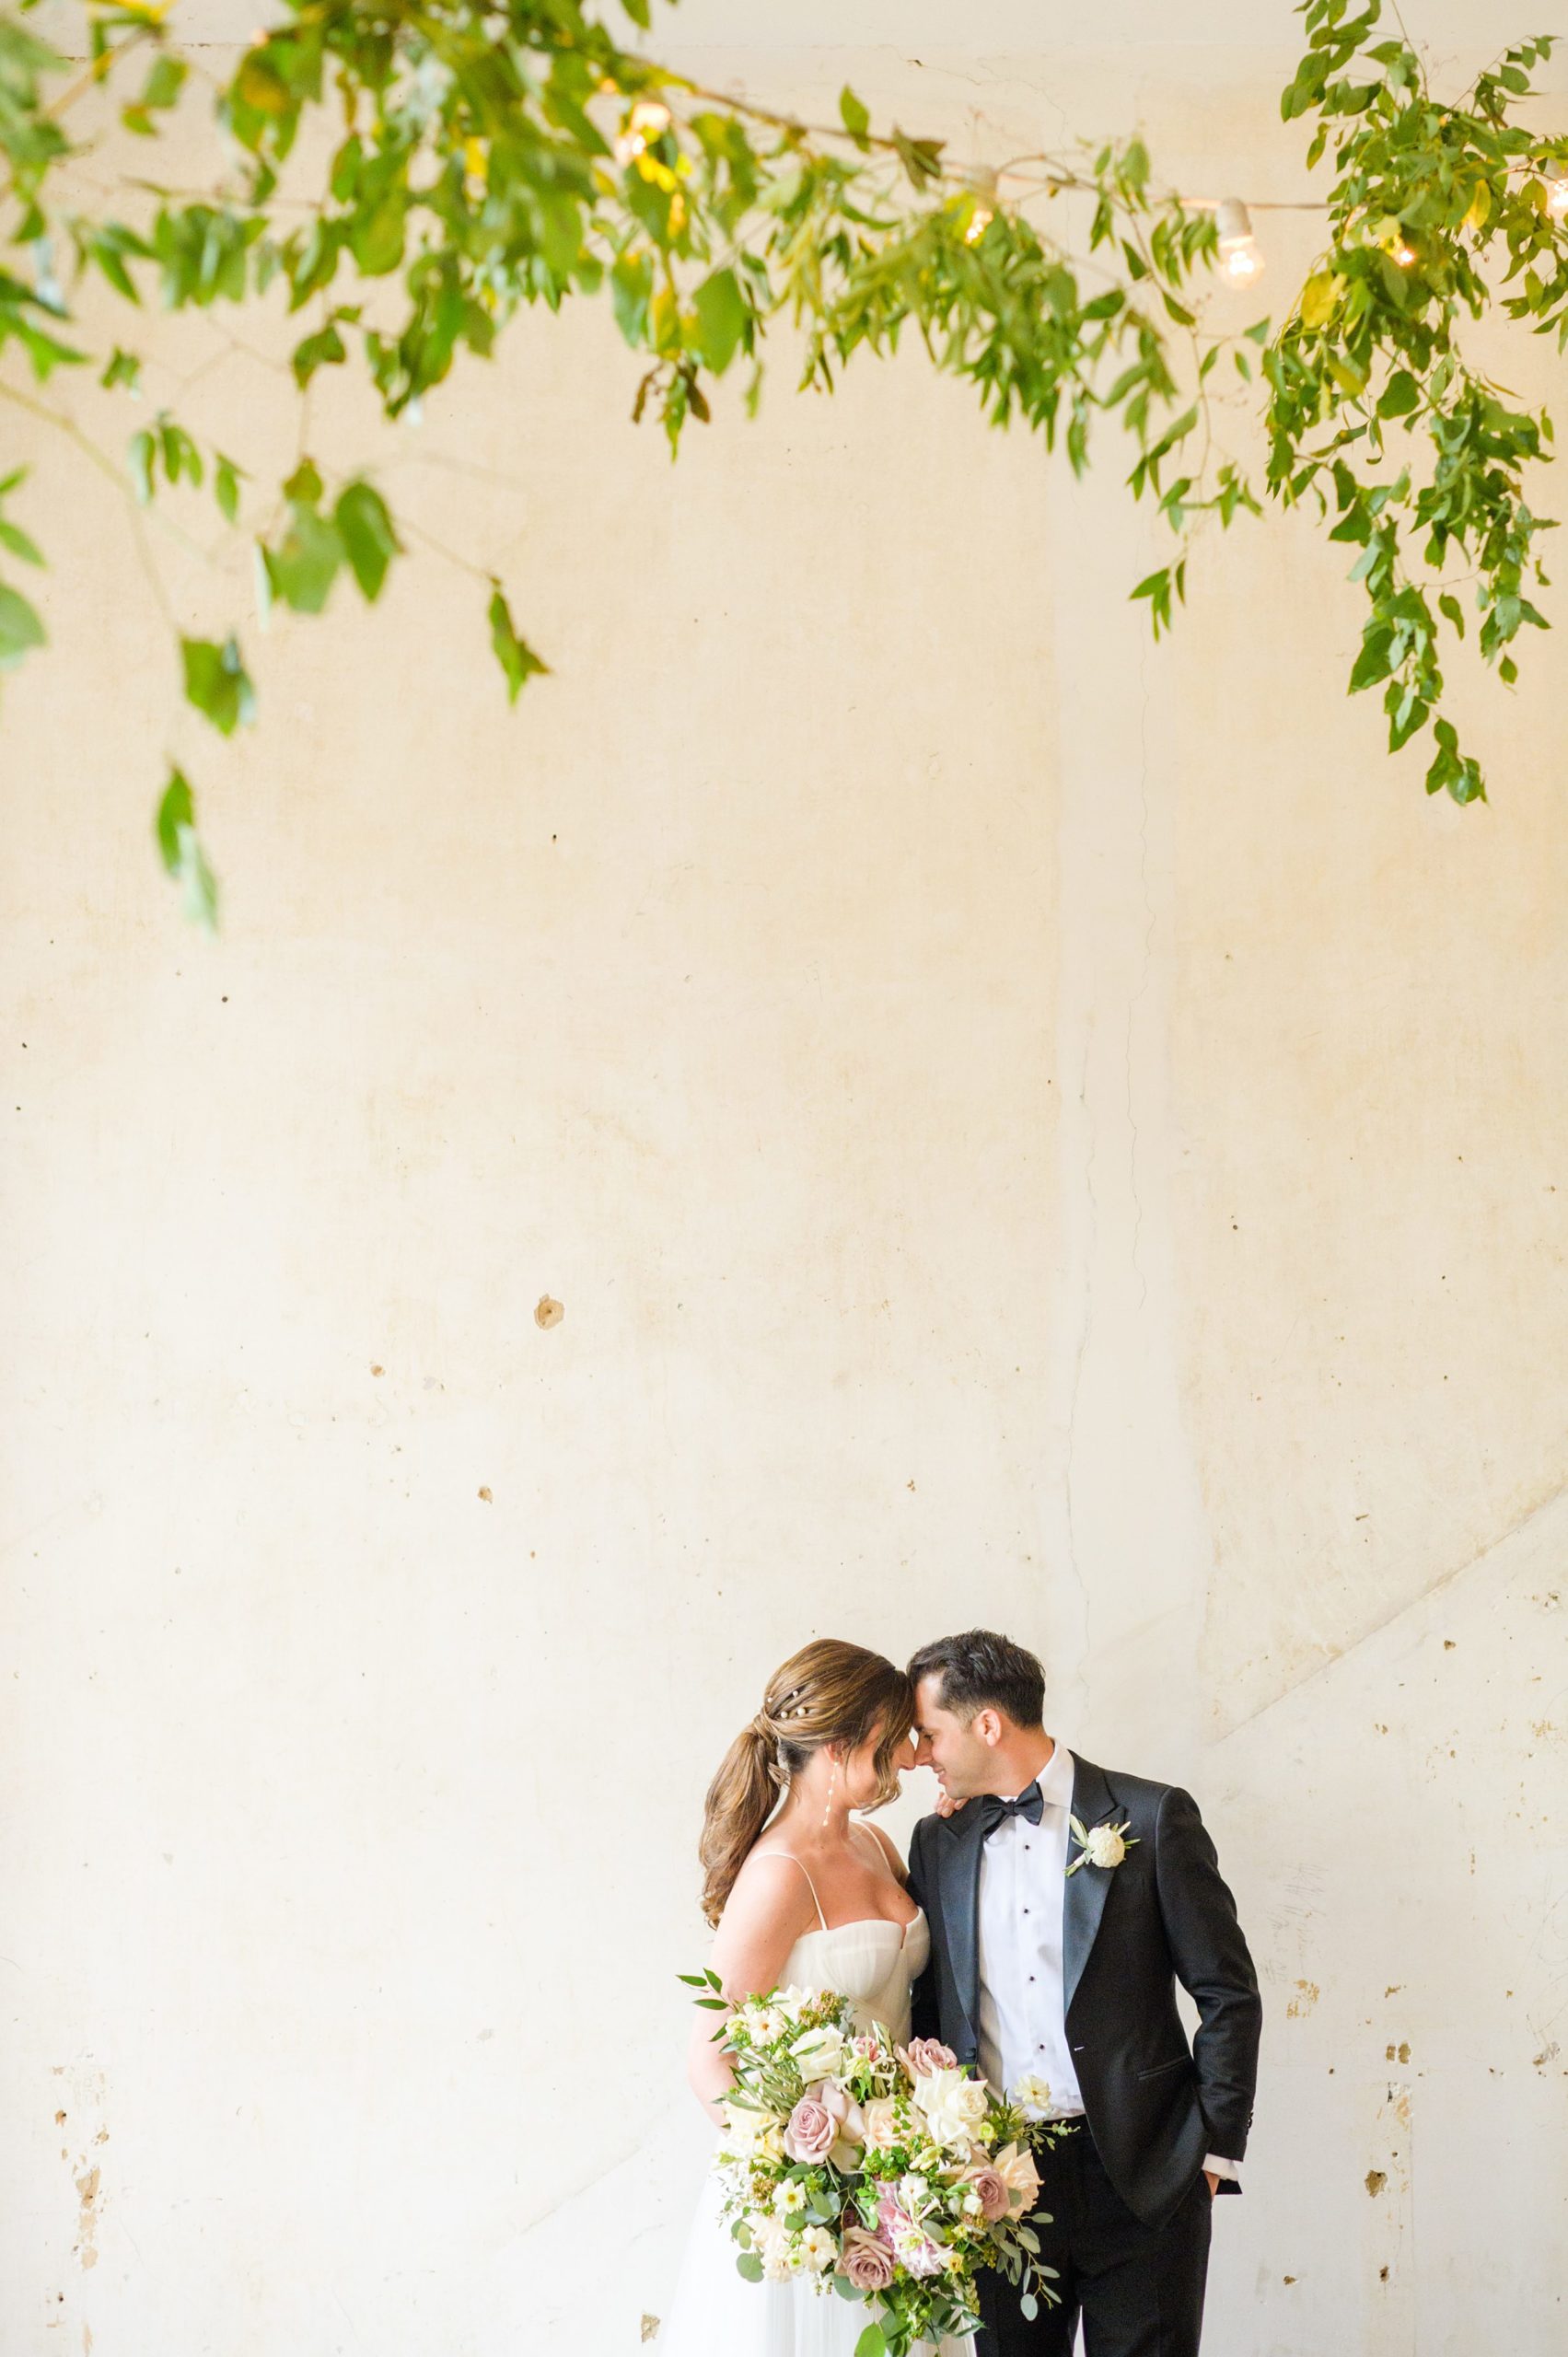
904,1630,1260,2357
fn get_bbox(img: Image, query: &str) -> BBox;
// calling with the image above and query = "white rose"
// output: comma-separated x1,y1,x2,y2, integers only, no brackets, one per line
912,2066,991,2150
722,2103,785,2157
1081,1823,1128,1869
790,2025,849,2082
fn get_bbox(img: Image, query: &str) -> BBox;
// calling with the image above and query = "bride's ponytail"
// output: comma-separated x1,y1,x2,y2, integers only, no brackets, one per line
696,1641,914,1928
699,1714,784,1928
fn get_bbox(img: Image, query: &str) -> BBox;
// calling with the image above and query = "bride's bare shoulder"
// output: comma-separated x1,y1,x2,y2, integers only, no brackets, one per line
856,1817,909,1884
722,1843,817,1925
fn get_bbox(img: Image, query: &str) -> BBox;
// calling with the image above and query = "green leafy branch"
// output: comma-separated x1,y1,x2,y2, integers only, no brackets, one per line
1270,0,1562,801
0,0,1565,915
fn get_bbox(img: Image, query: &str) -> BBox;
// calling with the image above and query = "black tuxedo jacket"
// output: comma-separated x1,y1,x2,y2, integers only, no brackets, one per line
906,1753,1261,2230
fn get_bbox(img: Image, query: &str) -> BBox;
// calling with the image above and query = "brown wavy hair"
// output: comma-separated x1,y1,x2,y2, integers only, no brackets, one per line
698,1639,915,1926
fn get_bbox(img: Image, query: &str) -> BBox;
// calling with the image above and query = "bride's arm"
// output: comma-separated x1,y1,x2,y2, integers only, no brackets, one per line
686,1855,812,2124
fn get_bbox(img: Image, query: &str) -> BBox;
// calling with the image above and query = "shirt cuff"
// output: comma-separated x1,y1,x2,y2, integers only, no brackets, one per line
1202,2154,1240,2181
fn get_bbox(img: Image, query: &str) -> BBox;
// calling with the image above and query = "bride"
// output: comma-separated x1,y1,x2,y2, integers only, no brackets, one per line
656,1638,973,2356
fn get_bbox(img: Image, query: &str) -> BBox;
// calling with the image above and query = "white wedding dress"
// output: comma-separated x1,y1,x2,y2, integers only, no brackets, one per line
656,1857,973,2356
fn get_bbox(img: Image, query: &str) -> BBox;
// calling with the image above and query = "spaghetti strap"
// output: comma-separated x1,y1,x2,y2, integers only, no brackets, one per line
848,1820,885,1872
752,1849,828,1931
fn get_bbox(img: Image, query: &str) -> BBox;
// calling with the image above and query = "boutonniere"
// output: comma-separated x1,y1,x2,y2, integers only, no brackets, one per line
1066,1815,1140,1875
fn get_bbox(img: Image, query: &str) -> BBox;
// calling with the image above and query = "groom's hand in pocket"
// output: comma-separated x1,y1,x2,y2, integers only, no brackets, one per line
1203,2172,1220,2199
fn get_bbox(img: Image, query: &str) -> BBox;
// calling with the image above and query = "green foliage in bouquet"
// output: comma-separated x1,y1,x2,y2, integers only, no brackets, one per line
681,1967,1065,2357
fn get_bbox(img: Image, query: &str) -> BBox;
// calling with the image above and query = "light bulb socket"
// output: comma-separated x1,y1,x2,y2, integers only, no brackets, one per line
1214,198,1254,247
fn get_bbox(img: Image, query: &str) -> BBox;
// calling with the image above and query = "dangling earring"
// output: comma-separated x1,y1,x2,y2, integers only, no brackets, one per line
822,1756,838,1829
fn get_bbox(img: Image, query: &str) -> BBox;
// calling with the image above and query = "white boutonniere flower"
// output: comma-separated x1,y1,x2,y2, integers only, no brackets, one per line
1065,1814,1139,1875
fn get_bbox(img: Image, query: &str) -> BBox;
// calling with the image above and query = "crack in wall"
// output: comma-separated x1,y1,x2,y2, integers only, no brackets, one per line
1216,1473,1568,1741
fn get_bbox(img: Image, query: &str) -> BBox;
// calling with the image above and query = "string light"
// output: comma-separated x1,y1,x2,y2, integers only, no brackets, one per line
1393,238,1416,266
614,97,672,166
1547,164,1568,221
1214,197,1265,287
963,167,998,244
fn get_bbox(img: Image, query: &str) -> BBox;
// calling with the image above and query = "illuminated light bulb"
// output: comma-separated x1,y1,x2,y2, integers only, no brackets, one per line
1214,197,1264,287
1547,165,1568,221
1393,239,1416,267
614,97,673,166
962,168,999,245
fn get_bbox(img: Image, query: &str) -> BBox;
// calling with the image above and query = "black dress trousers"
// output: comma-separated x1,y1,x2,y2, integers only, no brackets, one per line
976,2126,1213,2357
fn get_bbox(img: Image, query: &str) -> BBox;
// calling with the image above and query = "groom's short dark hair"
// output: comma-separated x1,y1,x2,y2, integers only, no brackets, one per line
906,1629,1045,1729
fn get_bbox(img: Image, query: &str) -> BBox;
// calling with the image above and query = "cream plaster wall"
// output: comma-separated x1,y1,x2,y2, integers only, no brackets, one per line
2,12,1566,2356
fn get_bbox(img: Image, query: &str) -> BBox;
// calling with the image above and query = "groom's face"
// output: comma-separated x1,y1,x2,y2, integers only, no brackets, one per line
912,1674,1000,1800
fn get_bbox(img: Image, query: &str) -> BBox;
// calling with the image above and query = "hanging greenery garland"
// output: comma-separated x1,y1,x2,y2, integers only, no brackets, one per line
0,0,1562,916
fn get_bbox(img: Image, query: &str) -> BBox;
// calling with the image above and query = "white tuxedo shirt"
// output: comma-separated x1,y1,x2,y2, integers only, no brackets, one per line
974,1741,1239,2182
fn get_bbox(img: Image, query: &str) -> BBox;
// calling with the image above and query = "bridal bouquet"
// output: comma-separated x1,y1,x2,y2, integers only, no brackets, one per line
681,1969,1062,2357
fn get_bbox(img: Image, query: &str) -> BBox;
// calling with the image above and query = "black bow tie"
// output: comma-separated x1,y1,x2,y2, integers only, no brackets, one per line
977,1782,1044,1838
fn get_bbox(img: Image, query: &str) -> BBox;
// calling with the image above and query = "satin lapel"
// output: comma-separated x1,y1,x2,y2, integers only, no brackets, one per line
1062,1754,1118,2015
937,1805,987,2042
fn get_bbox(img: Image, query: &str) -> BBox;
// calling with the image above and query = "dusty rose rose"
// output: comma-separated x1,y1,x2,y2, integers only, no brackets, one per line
991,2141,1042,2220
784,2093,837,2164
838,2227,897,2293
862,2096,901,2152
900,2038,958,2077
818,2081,866,2169
964,2165,1012,2223
785,2082,865,2166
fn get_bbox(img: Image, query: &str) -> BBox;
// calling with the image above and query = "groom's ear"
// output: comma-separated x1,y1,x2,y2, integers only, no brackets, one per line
972,1707,1005,1748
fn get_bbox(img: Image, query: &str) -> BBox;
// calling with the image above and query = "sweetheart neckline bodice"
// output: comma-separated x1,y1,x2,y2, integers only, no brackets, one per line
788,1908,923,1945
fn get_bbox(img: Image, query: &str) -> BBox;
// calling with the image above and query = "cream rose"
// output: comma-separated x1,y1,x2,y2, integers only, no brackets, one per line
722,2102,785,2158
862,2096,902,2153
912,2065,990,2150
